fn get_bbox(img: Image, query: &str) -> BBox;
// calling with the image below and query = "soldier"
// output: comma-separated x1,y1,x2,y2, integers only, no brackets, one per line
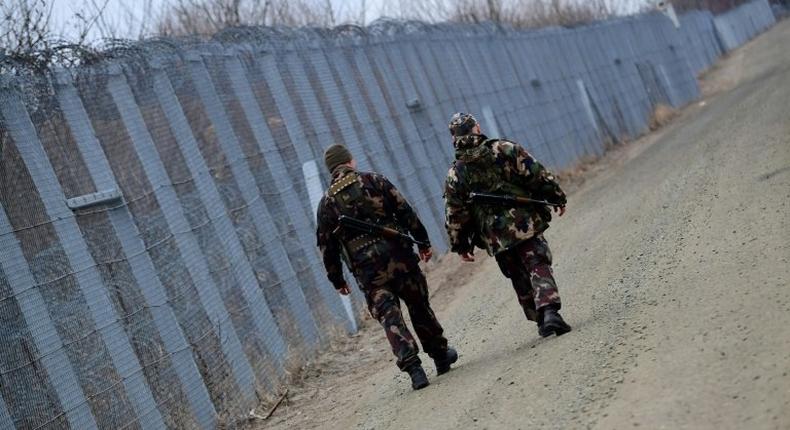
443,112,572,337
316,144,458,390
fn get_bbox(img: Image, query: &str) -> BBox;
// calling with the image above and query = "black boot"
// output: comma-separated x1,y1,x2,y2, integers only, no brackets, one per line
538,307,572,337
434,347,459,376
407,365,430,390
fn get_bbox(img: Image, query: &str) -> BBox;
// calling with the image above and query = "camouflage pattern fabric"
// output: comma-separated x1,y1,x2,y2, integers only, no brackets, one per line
316,165,431,288
316,165,448,370
364,273,448,370
494,234,561,321
448,112,478,136
444,134,567,256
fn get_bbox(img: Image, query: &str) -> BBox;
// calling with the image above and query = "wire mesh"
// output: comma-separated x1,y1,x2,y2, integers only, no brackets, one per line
0,0,777,427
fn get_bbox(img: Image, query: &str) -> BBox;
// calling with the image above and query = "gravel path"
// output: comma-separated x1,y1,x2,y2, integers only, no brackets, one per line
258,18,790,430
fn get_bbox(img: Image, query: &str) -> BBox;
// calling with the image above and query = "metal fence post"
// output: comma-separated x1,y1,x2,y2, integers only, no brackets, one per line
105,69,258,402
0,206,98,430
0,89,166,430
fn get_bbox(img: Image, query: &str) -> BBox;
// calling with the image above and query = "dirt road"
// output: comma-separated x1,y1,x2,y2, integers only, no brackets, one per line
259,19,790,430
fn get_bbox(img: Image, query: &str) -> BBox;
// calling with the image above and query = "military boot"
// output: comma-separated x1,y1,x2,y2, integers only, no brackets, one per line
407,365,430,390
538,306,572,337
434,347,459,376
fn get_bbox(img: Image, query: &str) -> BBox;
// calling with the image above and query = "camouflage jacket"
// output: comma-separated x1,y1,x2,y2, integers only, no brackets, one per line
316,166,431,289
444,134,567,256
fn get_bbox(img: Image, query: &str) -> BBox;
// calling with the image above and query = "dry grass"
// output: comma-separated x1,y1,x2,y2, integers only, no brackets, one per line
396,0,639,28
648,104,679,131
670,0,754,14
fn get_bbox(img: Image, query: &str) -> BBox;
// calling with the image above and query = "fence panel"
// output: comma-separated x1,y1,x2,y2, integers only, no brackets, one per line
0,1,776,426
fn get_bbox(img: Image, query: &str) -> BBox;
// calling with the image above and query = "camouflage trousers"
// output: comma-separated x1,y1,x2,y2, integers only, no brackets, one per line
363,273,448,371
495,234,561,322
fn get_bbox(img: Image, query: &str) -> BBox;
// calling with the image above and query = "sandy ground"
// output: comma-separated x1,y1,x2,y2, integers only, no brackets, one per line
253,19,790,430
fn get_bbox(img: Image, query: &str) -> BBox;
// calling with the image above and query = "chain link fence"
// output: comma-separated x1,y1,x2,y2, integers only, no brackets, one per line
0,1,776,428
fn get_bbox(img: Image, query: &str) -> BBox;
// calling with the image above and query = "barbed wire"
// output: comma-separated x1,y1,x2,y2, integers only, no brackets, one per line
0,14,644,80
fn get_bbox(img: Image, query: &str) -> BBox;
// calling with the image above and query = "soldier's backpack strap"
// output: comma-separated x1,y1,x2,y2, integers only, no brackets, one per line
329,172,382,254
329,171,359,197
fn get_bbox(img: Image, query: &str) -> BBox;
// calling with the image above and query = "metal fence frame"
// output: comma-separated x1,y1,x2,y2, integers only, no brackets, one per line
0,1,776,428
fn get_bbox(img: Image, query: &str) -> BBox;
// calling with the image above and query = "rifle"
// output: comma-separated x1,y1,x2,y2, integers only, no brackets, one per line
338,215,430,248
469,192,564,208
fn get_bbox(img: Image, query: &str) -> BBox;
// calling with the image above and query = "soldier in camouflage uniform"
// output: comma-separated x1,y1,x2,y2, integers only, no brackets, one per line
316,144,458,390
443,113,572,337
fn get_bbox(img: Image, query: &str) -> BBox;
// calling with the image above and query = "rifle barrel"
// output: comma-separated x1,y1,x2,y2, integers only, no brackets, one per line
469,192,562,207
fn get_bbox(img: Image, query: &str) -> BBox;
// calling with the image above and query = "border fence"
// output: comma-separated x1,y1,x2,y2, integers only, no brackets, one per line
0,0,777,428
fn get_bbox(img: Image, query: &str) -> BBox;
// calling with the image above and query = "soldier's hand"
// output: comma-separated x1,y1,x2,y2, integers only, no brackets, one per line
337,284,351,295
554,205,566,217
460,252,475,262
419,247,433,262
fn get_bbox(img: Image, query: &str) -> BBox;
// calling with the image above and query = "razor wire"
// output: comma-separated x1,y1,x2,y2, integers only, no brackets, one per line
0,1,777,428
